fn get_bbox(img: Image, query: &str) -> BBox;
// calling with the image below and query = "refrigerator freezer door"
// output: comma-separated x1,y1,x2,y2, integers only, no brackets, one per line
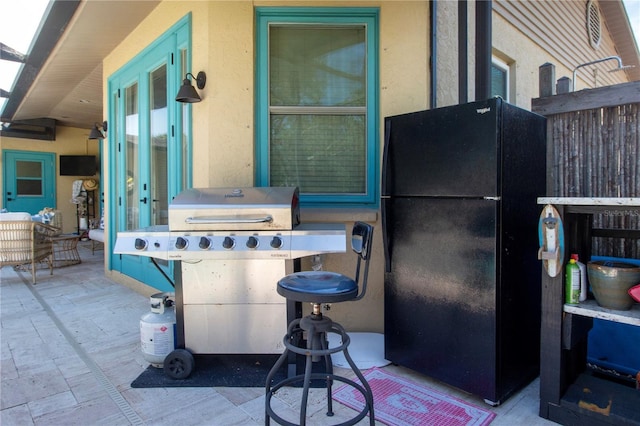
383,98,500,198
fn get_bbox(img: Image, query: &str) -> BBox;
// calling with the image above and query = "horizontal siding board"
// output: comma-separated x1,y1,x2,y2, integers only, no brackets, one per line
494,1,583,68
494,0,627,88
496,0,579,59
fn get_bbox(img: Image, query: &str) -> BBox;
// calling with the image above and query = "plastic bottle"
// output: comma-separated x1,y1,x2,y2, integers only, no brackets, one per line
570,254,587,302
565,258,580,305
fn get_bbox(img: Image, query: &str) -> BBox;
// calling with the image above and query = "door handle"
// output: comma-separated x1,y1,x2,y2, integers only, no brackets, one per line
140,197,148,204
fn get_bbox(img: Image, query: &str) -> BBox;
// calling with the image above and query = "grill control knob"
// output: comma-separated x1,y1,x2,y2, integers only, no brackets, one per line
222,236,235,250
246,236,259,249
175,237,188,250
270,236,283,249
199,237,212,250
135,238,148,251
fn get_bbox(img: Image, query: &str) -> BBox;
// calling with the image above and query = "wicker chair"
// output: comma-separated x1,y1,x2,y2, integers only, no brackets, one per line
0,215,60,284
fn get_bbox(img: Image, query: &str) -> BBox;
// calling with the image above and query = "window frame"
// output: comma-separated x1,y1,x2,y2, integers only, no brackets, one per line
491,56,510,102
255,7,380,207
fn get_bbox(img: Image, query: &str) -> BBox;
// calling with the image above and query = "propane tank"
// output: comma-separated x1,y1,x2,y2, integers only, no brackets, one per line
140,292,176,368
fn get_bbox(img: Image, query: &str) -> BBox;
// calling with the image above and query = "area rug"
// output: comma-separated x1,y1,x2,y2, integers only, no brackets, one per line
333,367,496,426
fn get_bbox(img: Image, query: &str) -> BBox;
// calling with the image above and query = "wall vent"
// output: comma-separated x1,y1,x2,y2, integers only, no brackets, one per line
586,0,602,49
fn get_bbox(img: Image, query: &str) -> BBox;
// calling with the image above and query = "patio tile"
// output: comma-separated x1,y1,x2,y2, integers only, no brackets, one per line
27,390,78,418
0,244,557,425
1,356,18,380
1,368,70,410
32,395,122,425
153,391,258,426
0,403,34,426
217,386,264,405
120,386,218,422
53,354,92,380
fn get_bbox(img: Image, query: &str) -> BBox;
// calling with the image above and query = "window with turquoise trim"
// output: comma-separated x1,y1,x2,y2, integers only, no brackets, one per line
256,8,379,206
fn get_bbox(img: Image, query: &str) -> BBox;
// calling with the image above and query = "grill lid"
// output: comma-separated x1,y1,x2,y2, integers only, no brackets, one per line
168,187,300,231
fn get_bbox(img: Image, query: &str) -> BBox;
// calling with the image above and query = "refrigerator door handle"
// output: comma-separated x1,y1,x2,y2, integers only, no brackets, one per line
381,197,392,272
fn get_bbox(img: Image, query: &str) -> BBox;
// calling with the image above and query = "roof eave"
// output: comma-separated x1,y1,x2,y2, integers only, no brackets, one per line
599,0,640,81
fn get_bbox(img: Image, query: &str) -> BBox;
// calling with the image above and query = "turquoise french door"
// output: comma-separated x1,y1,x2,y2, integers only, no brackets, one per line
2,150,56,214
108,16,191,291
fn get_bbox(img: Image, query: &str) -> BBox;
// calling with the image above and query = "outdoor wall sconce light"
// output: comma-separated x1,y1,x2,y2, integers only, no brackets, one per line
89,121,108,139
176,71,207,103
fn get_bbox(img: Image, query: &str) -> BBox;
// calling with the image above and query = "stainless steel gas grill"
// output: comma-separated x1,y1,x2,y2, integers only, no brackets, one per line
114,187,345,373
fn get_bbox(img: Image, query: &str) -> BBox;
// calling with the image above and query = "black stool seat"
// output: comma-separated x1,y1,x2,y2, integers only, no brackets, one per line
277,271,358,303
265,221,375,426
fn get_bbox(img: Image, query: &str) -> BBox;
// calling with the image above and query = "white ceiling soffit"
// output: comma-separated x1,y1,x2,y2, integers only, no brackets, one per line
11,0,160,130
599,0,640,82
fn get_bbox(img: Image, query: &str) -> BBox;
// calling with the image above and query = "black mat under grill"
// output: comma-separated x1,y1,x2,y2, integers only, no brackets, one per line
131,354,328,388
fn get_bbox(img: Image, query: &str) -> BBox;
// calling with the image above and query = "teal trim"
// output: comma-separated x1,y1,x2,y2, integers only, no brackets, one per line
254,7,380,207
175,24,193,190
106,13,192,290
110,14,191,80
2,150,56,214
255,7,380,20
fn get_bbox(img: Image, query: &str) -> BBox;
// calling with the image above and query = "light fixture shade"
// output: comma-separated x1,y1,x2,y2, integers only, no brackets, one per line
175,79,201,103
88,121,107,139
176,71,206,103
88,125,104,139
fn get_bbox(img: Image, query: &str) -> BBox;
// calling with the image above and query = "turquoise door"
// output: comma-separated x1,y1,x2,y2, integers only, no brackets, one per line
108,18,191,291
2,150,56,214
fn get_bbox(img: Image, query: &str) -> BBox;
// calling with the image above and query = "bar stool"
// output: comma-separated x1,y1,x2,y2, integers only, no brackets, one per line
265,221,375,426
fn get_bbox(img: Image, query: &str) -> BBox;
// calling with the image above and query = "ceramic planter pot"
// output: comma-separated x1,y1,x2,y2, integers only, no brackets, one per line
587,261,640,310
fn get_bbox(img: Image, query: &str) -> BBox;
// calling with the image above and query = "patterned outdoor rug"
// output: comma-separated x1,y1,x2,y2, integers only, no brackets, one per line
333,367,496,426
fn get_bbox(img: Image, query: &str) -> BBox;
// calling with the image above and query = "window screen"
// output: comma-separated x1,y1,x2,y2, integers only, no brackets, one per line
491,58,509,101
256,8,379,206
269,25,367,195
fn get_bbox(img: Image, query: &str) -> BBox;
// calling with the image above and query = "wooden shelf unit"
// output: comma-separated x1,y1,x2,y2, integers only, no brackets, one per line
75,189,95,235
537,198,640,426
564,300,640,327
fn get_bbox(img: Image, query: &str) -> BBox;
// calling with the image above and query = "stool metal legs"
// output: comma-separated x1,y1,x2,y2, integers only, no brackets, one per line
265,315,375,426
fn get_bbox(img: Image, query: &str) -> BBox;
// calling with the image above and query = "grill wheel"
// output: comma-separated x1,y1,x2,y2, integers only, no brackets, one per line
163,348,195,379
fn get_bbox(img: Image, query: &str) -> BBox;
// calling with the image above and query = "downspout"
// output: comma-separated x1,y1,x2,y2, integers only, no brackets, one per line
458,0,468,104
430,0,438,109
475,0,492,101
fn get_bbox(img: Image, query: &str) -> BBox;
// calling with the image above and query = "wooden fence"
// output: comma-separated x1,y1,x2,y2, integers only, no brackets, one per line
532,81,640,258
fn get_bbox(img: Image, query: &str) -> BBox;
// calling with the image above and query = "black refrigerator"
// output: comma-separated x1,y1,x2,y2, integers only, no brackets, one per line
382,98,546,405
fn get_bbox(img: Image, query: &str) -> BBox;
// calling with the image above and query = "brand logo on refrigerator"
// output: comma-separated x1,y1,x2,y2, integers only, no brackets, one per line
476,107,491,114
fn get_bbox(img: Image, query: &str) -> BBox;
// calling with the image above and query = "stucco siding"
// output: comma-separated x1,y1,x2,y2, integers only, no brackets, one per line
435,1,462,107
492,12,554,107
379,2,430,117
205,2,255,188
